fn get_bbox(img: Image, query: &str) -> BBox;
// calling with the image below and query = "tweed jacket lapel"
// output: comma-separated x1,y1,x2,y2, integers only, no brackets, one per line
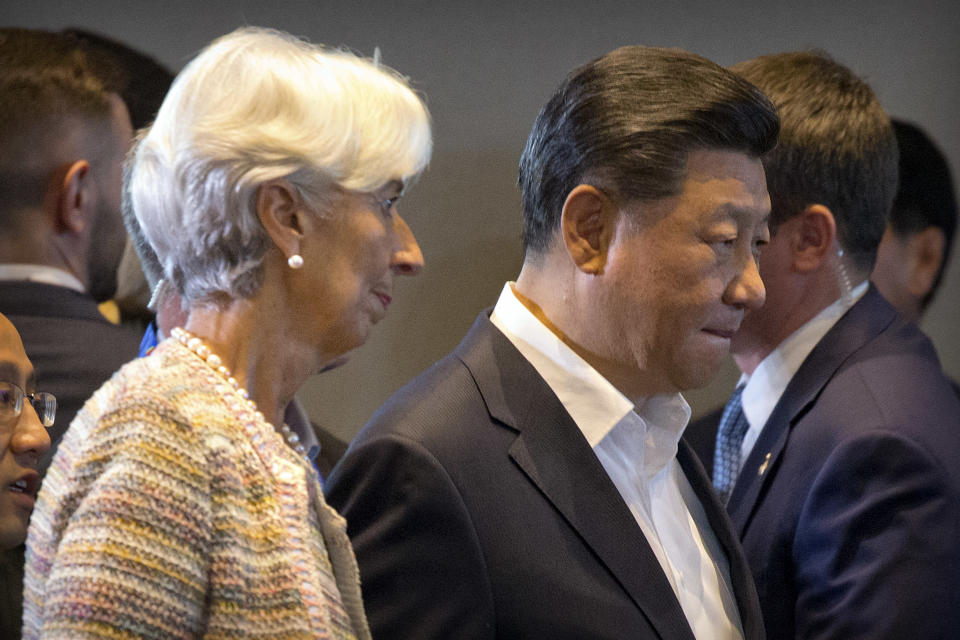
726,287,899,534
176,340,372,640
311,470,372,640
455,313,696,640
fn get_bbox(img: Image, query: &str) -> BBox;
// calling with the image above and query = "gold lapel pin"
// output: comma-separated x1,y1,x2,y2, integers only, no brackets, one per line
758,452,771,476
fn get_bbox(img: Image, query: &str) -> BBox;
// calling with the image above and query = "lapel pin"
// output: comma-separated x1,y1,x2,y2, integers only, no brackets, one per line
758,452,771,476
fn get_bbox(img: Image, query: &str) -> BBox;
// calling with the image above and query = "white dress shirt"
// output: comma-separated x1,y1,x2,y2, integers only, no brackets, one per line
0,263,85,292
491,283,744,640
738,280,869,469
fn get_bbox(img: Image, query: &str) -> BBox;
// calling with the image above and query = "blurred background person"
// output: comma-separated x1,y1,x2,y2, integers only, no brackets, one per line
24,26,430,640
688,52,960,639
0,28,139,474
0,313,53,549
0,313,52,635
62,27,176,328
0,28,139,639
872,119,957,325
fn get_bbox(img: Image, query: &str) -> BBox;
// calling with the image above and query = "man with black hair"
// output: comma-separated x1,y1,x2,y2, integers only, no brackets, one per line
872,119,957,324
328,45,779,639
687,52,960,639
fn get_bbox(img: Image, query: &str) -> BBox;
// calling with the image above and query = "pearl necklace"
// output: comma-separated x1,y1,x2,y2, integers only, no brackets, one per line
170,327,310,462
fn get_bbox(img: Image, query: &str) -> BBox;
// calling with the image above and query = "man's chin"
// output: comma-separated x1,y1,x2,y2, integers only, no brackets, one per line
319,354,351,373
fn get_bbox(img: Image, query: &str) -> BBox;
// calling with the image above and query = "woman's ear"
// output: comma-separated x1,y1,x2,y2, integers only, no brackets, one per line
560,184,617,275
256,179,304,258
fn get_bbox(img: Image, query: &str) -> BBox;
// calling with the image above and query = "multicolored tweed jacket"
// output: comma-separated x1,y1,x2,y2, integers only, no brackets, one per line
22,338,371,640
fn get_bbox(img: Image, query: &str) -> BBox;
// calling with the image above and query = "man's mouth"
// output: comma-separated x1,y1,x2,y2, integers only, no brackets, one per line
9,475,39,498
375,292,392,309
703,327,737,340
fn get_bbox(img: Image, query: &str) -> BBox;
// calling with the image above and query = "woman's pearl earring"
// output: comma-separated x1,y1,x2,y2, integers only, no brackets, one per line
287,254,304,269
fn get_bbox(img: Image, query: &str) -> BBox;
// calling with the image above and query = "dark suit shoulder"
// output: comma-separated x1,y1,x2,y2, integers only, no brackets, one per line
326,352,498,639
797,317,960,456
0,283,142,474
736,291,960,639
352,349,495,453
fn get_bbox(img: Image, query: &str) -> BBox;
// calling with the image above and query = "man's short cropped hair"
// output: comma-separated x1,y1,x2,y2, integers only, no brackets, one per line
518,45,780,257
62,28,175,131
0,28,119,219
731,51,898,274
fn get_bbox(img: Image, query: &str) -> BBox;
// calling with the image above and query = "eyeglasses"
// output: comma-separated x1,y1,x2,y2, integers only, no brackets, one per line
0,381,56,428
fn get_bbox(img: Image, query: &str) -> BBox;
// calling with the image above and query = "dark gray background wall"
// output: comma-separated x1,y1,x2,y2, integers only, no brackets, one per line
7,1,958,441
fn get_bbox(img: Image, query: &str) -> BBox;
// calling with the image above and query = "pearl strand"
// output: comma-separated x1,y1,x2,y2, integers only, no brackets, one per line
170,327,310,461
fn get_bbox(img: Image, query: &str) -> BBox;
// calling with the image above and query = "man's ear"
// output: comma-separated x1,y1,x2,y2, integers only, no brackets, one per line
560,184,616,275
55,160,91,234
256,179,305,259
792,204,838,273
905,226,946,299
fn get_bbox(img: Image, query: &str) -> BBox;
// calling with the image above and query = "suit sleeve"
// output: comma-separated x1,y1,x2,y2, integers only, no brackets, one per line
792,431,960,639
326,433,495,640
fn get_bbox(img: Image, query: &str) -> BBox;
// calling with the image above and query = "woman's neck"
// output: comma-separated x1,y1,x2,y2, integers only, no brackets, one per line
183,294,313,429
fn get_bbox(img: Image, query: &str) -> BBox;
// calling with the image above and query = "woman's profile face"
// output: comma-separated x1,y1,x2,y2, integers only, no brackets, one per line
301,181,424,366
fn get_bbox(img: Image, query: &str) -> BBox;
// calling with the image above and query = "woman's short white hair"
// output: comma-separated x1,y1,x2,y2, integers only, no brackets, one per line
129,27,432,304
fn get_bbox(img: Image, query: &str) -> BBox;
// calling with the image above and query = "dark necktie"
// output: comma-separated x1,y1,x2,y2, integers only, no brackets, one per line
713,385,750,503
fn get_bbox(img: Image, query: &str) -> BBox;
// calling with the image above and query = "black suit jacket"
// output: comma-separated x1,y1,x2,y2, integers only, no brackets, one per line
327,312,764,639
685,287,960,639
0,281,142,470
0,280,141,640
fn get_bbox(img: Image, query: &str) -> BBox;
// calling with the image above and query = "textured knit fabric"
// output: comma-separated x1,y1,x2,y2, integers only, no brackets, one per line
22,338,370,640
712,385,749,503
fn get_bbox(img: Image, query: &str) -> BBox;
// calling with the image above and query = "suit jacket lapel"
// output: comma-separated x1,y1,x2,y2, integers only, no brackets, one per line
677,442,763,640
455,312,695,640
726,287,899,533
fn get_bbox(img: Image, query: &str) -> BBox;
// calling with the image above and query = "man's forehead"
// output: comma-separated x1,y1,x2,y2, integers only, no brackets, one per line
0,317,33,385
707,202,770,224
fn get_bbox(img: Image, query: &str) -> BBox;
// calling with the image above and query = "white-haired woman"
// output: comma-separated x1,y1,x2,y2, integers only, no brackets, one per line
24,27,431,640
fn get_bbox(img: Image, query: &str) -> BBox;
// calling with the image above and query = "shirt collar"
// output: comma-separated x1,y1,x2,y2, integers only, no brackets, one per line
0,264,85,293
741,279,869,434
490,282,690,469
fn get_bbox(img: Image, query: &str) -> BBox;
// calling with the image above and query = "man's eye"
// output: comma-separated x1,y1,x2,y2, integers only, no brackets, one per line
0,385,17,410
710,237,736,250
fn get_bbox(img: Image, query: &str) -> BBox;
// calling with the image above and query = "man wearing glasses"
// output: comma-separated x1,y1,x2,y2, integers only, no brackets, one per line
0,311,53,549
0,312,52,638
